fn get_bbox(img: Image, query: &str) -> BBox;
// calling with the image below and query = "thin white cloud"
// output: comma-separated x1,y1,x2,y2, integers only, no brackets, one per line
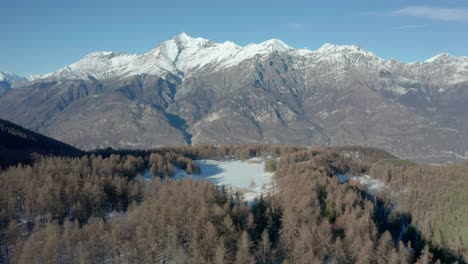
288,23,305,30
397,25,426,29
393,6,468,22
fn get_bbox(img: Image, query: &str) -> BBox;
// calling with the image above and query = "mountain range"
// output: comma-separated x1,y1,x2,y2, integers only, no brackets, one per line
1,33,468,163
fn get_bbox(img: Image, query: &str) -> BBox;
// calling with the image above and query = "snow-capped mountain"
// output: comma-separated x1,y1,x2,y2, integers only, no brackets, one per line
36,33,293,81
25,32,467,104
31,33,468,87
0,72,25,82
1,33,468,163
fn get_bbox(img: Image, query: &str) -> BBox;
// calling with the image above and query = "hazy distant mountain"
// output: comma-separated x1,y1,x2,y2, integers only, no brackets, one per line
1,33,468,163
0,72,26,96
0,72,25,82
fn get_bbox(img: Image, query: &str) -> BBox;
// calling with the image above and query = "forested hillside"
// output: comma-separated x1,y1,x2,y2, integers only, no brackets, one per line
367,159,468,261
1,144,466,263
0,118,82,169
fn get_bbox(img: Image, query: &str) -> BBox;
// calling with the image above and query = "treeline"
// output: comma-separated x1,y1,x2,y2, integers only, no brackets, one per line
149,144,302,161
334,146,397,163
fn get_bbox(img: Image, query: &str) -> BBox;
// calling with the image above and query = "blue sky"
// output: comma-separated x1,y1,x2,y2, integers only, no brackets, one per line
2,0,468,76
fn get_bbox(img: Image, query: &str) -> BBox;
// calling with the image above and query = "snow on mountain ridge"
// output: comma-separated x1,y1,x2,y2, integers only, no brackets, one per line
152,33,242,73
40,52,149,80
84,51,123,59
29,33,468,81
315,43,383,61
424,53,468,65
256,38,292,52
36,33,297,80
0,72,25,82
425,53,453,63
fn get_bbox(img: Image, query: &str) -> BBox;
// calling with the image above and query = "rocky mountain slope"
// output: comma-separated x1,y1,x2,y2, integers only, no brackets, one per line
1,33,467,163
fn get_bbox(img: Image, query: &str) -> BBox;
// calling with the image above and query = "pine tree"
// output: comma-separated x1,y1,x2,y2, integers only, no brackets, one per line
235,231,255,264
264,158,277,172
214,242,227,264
258,229,271,264
416,244,433,264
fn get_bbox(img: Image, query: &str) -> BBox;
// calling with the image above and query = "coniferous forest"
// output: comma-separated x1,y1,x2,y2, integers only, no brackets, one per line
0,140,467,263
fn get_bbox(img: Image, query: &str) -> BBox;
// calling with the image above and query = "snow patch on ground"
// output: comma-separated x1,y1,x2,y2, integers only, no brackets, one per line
317,111,330,119
204,112,223,122
336,173,386,195
352,175,386,194
177,159,275,202
142,158,276,202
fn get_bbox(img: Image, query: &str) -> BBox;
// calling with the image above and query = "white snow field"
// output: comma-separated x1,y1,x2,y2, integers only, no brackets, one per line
174,158,275,202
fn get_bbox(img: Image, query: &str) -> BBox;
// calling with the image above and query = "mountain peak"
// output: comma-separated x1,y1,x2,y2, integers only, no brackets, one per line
174,32,193,42
318,43,362,52
258,39,292,51
84,51,120,59
172,32,210,46
318,43,337,50
425,52,454,63
316,43,381,60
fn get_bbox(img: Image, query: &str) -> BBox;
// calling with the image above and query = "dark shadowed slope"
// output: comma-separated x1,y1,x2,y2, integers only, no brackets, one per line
0,118,83,169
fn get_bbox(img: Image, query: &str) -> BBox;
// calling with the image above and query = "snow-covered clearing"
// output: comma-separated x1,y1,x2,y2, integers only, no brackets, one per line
336,173,386,195
143,158,276,202
180,159,275,202
336,173,408,211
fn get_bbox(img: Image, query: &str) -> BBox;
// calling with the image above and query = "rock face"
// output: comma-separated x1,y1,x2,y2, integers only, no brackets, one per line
1,33,468,163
